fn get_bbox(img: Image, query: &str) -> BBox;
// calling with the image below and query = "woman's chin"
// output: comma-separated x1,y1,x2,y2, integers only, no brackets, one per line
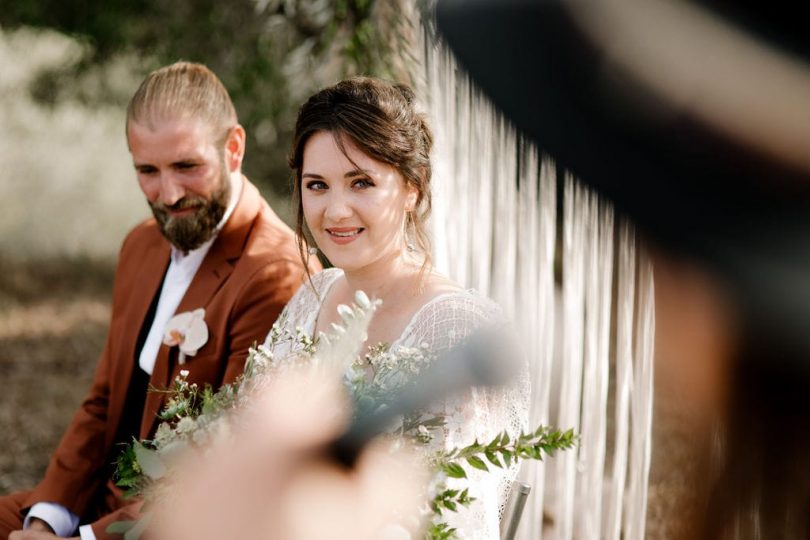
321,251,379,274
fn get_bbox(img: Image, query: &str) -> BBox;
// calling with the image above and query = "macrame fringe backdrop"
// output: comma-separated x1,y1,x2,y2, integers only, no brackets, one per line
414,8,657,539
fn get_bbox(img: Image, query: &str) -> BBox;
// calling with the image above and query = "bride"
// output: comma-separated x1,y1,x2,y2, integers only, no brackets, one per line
266,77,528,539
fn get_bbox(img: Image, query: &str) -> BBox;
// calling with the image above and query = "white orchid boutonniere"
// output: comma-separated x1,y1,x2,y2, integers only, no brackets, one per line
163,308,208,364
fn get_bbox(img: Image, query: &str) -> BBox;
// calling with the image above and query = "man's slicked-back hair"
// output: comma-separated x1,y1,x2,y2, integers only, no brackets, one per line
127,61,237,145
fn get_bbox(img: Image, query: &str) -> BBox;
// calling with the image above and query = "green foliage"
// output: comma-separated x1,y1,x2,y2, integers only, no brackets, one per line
425,521,457,540
104,520,139,535
430,487,473,516
427,426,578,538
0,0,412,199
113,368,247,500
113,439,147,498
439,427,578,473
133,441,166,480
105,514,152,540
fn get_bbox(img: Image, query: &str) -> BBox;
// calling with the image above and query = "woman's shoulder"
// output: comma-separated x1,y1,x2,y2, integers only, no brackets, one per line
277,268,343,323
416,288,502,324
396,274,503,350
418,272,502,318
290,267,342,301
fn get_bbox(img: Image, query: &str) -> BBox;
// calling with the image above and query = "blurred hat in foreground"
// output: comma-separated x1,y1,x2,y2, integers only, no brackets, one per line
436,0,810,361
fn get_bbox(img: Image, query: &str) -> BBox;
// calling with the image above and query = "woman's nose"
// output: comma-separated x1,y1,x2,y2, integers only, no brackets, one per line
324,193,352,221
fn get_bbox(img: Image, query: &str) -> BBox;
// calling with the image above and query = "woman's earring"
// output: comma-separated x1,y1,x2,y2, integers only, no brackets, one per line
308,246,318,255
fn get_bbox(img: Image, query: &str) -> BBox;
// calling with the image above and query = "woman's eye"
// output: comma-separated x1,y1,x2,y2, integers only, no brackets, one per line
352,178,374,189
305,180,327,190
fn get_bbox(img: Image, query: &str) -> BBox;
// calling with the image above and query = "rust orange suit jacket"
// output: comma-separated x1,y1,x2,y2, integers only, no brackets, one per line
22,178,309,538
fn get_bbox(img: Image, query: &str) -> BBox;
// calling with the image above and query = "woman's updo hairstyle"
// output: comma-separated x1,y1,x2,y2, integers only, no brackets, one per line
289,76,434,272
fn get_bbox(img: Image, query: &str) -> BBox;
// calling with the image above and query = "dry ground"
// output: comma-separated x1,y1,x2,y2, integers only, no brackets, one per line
0,256,113,492
0,256,698,537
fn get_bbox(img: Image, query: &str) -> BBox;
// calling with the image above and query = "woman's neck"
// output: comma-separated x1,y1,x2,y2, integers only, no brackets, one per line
341,251,422,305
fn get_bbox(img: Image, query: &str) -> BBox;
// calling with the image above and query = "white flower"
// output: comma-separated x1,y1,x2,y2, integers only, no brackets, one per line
337,303,353,321
163,308,208,363
154,422,175,447
355,290,371,309
330,322,346,335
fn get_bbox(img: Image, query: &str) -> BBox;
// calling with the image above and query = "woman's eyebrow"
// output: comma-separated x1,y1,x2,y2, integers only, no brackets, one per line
302,172,324,179
345,169,374,178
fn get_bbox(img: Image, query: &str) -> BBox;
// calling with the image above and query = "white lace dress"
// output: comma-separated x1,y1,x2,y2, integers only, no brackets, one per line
264,268,529,539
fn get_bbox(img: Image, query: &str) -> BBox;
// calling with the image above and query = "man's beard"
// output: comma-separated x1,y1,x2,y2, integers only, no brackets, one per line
150,166,231,253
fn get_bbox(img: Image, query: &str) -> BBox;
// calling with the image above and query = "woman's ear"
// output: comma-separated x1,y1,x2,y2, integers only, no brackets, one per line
405,184,419,212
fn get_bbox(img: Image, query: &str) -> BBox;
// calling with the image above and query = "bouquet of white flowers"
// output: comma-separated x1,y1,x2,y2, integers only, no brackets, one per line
112,292,575,539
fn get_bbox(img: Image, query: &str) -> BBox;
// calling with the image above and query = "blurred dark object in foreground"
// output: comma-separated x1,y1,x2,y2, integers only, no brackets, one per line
436,0,810,362
437,1,810,538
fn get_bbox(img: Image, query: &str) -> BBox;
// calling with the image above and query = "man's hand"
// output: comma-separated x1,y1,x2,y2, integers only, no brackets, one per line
21,518,53,533
9,529,78,540
9,518,79,540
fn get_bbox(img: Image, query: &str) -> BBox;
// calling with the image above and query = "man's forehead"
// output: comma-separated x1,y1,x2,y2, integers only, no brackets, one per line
128,114,218,145
127,116,221,161
128,110,216,134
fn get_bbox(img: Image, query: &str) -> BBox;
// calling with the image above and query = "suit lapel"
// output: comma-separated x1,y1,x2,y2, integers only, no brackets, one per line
141,177,262,437
109,233,170,445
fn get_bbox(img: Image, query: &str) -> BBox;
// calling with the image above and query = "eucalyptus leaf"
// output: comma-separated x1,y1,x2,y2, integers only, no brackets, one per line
134,442,166,480
123,514,152,540
106,521,138,534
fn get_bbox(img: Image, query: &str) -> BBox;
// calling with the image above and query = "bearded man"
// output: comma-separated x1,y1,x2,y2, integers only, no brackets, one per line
0,62,313,540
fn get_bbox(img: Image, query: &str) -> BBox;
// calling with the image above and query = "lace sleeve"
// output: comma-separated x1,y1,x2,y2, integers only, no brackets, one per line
396,293,530,539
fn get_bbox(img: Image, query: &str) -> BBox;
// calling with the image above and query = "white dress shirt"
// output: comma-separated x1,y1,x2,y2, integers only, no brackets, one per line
26,178,242,539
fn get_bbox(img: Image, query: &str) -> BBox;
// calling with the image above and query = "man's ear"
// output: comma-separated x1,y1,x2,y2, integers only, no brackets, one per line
225,125,247,172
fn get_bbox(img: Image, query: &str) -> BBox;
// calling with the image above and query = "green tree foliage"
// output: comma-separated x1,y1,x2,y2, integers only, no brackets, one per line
0,0,412,197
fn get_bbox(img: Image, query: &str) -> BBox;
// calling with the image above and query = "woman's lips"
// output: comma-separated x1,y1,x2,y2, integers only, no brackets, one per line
325,227,365,245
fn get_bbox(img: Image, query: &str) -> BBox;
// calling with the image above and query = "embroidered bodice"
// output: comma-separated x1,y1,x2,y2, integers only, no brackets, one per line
265,268,530,539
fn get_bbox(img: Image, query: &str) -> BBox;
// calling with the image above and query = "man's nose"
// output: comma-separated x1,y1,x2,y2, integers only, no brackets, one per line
158,175,185,206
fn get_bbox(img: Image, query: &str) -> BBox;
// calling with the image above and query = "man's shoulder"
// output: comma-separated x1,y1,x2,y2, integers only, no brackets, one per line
216,202,309,302
246,202,301,261
110,218,168,278
121,217,163,249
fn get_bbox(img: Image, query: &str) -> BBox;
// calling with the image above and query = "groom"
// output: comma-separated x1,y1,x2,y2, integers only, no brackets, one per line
0,62,310,539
